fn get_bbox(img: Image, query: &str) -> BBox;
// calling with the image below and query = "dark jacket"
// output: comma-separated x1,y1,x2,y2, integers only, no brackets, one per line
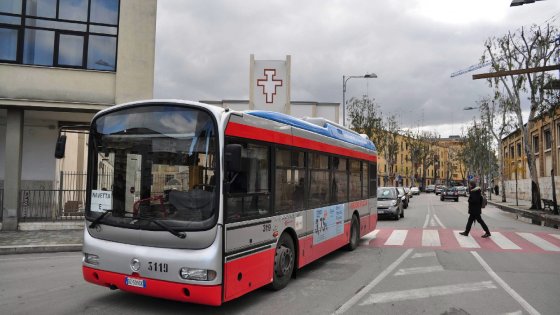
468,186,483,215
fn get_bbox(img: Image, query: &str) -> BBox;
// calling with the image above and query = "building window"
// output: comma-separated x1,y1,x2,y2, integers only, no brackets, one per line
510,145,514,158
0,0,120,71
517,143,522,157
544,129,551,151
533,135,539,154
557,124,560,147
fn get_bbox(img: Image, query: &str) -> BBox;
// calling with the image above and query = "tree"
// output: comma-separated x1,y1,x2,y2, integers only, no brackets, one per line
347,96,400,186
482,24,560,209
459,121,493,185
403,130,437,189
479,95,516,202
382,115,400,186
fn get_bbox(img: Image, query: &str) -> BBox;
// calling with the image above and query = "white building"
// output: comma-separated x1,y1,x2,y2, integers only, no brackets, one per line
0,0,157,230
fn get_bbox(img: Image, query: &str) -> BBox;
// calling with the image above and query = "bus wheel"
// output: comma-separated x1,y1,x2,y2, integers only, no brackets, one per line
270,233,295,291
346,215,360,251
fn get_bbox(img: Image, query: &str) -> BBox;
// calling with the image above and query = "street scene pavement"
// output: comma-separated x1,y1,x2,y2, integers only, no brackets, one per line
1,193,558,315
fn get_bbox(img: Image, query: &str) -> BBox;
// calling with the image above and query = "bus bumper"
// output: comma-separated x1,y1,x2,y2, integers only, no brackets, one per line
83,266,223,306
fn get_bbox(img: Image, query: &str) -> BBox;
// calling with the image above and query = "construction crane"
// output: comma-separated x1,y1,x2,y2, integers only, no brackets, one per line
450,61,492,78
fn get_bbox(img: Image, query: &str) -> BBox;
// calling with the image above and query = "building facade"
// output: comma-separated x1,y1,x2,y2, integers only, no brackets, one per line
376,134,466,188
0,0,157,230
501,110,560,201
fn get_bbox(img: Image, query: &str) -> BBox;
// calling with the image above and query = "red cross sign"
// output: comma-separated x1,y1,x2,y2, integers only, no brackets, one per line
257,69,283,103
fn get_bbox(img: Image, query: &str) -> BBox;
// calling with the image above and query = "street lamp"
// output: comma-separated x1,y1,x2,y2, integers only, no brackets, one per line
342,73,378,126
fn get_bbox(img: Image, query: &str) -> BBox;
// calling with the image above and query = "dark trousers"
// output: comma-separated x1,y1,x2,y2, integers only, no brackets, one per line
464,214,490,234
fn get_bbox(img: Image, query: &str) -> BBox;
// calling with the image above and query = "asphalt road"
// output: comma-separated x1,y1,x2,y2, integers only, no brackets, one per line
1,194,559,315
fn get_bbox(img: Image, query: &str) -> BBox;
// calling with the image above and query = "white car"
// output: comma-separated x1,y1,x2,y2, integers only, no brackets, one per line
411,187,420,195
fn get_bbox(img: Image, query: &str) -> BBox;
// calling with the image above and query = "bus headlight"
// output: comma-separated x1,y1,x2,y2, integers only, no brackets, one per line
179,268,217,281
84,253,100,265
390,200,397,206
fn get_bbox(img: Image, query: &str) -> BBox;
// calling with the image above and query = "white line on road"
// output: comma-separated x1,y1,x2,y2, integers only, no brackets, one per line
332,249,413,315
433,214,446,229
422,229,441,247
430,218,437,226
490,232,521,250
471,251,541,315
385,230,408,246
411,251,436,258
549,234,560,241
358,281,497,305
517,232,560,252
453,230,480,248
500,311,523,315
393,265,444,276
360,230,379,245
423,214,430,228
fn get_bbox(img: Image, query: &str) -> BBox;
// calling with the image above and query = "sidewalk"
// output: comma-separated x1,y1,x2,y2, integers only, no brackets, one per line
487,195,560,229
0,225,83,255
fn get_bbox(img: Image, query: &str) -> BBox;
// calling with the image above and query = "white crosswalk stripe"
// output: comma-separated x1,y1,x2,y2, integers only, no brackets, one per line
490,232,521,250
453,230,480,248
422,230,441,246
517,233,560,252
385,230,408,246
360,230,379,245
364,229,560,253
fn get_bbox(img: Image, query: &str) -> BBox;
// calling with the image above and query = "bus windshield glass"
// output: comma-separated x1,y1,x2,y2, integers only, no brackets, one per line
88,105,218,231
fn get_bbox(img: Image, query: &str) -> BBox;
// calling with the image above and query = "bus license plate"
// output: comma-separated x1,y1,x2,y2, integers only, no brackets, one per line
125,277,146,288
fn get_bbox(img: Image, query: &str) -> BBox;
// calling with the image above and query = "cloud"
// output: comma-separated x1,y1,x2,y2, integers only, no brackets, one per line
154,0,560,136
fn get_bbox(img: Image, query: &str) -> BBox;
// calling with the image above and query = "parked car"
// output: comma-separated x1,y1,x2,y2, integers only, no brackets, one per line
410,186,420,195
396,187,409,209
435,185,446,195
440,187,459,202
425,185,436,193
377,187,403,220
456,186,468,196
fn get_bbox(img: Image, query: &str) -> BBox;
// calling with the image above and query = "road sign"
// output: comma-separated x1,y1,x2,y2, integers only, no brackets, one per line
468,175,474,181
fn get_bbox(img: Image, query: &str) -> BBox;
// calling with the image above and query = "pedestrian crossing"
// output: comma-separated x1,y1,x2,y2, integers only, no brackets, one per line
362,228,560,253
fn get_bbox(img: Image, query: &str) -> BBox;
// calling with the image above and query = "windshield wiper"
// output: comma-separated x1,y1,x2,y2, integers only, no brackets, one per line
134,216,186,239
89,210,112,228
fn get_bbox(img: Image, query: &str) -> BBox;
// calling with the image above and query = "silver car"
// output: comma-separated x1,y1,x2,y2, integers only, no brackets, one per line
377,187,404,220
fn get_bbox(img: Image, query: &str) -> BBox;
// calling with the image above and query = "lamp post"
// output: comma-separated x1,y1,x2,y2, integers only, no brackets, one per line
342,73,378,126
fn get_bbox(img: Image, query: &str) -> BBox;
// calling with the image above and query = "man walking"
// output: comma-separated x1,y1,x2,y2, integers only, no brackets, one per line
459,180,491,238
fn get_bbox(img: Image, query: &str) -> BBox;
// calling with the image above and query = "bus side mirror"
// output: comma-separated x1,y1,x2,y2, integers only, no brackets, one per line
54,135,67,159
225,144,243,173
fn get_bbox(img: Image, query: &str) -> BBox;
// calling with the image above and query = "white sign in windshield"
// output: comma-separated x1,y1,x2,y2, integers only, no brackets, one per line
91,190,112,212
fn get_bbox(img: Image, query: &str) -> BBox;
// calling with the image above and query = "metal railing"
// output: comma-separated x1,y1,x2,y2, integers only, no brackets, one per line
19,189,86,221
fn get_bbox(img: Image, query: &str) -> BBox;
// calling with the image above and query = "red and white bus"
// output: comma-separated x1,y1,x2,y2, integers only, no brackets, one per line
65,99,377,305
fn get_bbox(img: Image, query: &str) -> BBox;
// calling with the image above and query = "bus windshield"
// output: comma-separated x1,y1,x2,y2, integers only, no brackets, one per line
88,105,218,231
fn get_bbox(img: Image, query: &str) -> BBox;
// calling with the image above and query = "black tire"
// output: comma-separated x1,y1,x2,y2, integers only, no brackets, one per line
440,197,444,201
346,215,360,251
455,198,459,202
400,208,404,218
270,233,295,291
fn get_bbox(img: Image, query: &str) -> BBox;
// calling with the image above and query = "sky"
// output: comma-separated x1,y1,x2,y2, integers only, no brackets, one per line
153,0,560,138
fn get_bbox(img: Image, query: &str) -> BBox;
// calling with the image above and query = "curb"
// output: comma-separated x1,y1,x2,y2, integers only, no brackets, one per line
0,244,82,255
489,201,560,229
